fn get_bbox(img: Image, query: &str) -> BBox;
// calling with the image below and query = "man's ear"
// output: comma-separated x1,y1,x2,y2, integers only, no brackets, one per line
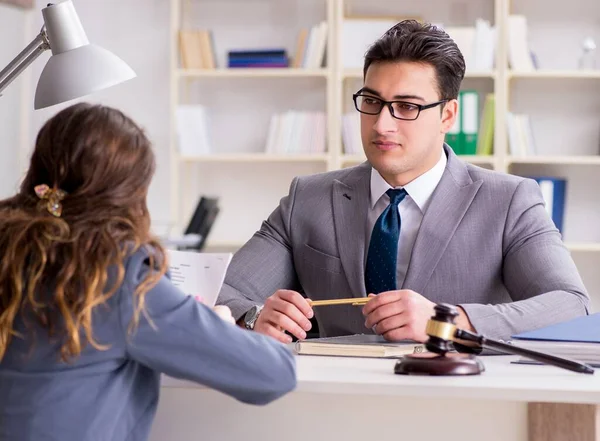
440,99,458,134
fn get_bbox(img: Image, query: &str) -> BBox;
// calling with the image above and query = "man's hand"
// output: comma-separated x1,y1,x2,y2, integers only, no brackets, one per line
362,290,436,342
254,290,313,344
362,290,476,342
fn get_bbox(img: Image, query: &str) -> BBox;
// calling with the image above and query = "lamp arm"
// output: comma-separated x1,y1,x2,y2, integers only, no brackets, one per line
454,328,594,374
0,26,50,96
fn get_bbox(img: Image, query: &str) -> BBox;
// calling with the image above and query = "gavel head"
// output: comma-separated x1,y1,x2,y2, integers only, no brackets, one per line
424,303,459,355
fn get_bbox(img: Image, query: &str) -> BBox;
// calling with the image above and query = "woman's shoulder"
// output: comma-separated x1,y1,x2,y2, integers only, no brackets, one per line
122,244,167,287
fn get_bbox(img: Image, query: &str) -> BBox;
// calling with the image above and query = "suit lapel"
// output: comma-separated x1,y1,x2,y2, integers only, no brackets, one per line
332,163,371,298
403,146,482,293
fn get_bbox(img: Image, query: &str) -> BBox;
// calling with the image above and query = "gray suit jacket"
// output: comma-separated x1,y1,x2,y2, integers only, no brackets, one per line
218,145,589,340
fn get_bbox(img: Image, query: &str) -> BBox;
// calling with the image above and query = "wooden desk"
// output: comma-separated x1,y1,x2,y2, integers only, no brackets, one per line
150,355,600,441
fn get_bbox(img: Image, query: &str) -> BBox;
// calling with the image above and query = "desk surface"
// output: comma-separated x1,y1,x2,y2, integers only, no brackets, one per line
163,355,600,404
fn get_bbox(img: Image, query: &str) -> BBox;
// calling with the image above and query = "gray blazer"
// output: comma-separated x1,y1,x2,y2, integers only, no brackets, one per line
0,248,296,441
218,145,589,340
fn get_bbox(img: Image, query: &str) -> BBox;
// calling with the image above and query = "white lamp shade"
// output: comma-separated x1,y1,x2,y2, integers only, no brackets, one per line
34,44,136,110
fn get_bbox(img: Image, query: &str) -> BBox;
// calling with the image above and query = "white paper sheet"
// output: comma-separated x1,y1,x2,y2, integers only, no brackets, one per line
168,250,233,307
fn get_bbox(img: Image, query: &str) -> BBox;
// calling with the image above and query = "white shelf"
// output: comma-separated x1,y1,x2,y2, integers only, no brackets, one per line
203,241,245,252
178,68,330,78
509,70,600,80
508,156,600,166
566,243,600,253
340,154,366,164
179,153,330,163
341,155,495,165
342,68,496,80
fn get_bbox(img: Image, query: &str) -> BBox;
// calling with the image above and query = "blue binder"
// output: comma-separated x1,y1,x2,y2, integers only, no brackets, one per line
530,176,566,233
512,313,600,344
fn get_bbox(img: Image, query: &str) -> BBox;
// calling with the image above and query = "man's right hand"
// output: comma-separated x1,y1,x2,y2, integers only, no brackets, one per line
254,289,313,344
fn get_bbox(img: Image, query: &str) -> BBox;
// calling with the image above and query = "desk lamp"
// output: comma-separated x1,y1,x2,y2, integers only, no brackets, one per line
395,303,594,376
0,0,135,109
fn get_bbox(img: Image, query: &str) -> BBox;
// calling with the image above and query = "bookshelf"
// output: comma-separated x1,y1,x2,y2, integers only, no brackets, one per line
169,0,600,307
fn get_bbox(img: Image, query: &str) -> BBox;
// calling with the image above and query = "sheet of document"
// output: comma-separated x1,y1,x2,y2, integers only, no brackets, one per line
168,250,233,307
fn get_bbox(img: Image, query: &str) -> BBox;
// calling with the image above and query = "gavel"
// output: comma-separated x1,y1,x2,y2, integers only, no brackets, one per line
395,303,594,376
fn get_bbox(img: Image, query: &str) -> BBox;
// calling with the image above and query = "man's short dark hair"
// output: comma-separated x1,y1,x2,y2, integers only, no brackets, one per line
363,20,466,100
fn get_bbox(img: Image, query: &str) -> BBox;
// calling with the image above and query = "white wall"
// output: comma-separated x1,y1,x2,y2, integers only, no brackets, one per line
0,4,28,199
18,0,172,226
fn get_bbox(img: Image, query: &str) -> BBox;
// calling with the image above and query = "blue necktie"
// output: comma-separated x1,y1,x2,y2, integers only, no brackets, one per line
365,188,407,295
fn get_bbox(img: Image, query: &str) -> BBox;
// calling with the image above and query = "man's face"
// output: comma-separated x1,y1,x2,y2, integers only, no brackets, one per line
359,61,457,187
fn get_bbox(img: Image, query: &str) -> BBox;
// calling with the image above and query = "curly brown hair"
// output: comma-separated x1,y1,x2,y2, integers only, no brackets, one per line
0,102,167,362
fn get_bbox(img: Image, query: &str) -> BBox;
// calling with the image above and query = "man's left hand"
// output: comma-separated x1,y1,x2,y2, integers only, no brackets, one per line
362,290,435,342
362,290,475,342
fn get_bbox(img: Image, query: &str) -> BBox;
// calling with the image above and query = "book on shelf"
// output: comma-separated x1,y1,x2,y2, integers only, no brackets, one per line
511,313,600,367
341,17,419,69
291,28,309,68
301,21,328,69
460,90,479,155
179,29,216,69
341,112,362,155
442,18,496,72
476,93,495,155
176,105,213,156
227,49,289,68
264,111,326,154
294,334,426,358
506,112,537,156
529,176,567,233
507,15,536,72
446,90,479,155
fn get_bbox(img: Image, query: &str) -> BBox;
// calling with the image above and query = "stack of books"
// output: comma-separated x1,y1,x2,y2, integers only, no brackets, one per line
506,112,537,156
227,49,289,68
264,111,326,154
291,21,328,68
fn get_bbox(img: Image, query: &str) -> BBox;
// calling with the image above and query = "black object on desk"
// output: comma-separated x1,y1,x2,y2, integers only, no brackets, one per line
183,196,220,251
394,303,594,376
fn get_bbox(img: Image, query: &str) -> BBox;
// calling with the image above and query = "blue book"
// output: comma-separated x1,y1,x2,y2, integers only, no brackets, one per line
228,49,287,57
512,313,600,344
530,176,566,233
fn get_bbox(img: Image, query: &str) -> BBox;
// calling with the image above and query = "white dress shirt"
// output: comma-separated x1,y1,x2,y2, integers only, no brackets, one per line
366,150,447,289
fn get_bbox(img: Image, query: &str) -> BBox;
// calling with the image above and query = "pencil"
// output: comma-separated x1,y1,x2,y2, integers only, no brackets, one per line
308,297,370,307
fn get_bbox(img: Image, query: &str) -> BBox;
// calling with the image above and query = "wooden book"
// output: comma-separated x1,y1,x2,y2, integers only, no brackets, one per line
294,334,426,358
179,30,203,69
292,28,308,68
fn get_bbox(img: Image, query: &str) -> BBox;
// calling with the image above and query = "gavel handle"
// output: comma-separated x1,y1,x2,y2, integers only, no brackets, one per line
454,329,594,375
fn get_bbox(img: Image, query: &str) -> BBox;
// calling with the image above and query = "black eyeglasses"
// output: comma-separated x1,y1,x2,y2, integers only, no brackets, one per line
352,93,448,121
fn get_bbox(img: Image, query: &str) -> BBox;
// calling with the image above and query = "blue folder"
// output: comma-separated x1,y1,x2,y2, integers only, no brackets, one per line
512,313,600,343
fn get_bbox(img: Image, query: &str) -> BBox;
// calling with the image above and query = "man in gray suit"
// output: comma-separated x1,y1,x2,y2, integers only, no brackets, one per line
218,20,589,344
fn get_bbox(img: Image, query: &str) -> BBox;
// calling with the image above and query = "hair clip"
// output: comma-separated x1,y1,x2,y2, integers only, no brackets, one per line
34,184,67,218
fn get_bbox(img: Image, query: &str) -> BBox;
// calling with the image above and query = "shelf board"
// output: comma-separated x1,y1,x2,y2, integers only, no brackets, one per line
341,154,367,164
457,155,496,165
342,69,496,79
178,68,329,78
179,153,330,163
341,154,495,165
509,70,600,79
508,156,600,166
203,241,245,251
566,243,600,253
